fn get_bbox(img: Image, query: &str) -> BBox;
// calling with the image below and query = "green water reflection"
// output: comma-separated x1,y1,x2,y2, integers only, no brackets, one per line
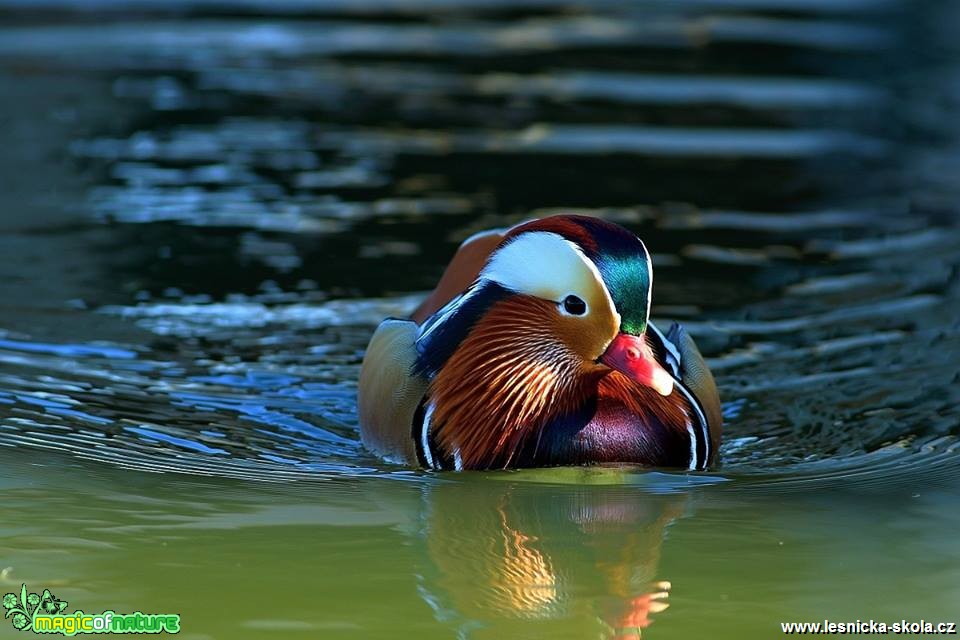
3,452,958,639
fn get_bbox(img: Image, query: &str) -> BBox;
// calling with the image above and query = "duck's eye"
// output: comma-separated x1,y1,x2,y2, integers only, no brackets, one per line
562,295,587,316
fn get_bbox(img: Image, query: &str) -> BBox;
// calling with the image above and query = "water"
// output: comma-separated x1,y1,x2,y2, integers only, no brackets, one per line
1,0,959,637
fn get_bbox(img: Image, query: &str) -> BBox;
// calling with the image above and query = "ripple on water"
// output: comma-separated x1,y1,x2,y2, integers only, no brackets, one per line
0,0,958,496
0,277,957,492
0,296,430,481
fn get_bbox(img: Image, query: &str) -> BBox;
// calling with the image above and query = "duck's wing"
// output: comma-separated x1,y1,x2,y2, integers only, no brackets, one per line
358,318,429,466
361,228,507,466
411,229,506,324
649,321,723,461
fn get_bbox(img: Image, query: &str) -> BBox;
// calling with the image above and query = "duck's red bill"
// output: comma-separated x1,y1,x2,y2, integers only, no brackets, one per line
599,333,674,396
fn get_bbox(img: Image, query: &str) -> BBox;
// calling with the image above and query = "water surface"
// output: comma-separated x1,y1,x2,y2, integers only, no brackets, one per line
1,0,959,638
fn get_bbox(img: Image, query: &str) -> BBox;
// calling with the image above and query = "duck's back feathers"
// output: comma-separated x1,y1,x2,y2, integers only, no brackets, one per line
411,229,506,324
357,318,427,465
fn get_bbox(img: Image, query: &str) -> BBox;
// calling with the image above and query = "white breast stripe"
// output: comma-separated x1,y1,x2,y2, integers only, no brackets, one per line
649,322,710,470
421,402,437,470
675,382,710,470
686,425,698,471
648,322,682,377
417,284,479,346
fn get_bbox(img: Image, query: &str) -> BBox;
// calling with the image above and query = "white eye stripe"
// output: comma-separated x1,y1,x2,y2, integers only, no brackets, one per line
480,232,619,324
481,232,578,300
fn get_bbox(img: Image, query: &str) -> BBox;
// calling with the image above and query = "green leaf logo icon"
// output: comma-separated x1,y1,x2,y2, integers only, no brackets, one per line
3,584,67,632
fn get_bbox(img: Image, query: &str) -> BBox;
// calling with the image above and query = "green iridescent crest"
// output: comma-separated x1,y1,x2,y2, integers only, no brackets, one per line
597,253,651,336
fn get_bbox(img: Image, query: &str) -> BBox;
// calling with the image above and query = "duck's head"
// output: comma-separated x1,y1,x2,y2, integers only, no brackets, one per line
415,215,677,469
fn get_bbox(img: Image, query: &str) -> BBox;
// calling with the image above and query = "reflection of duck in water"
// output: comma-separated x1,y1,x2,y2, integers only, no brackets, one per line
359,215,721,471
415,476,688,639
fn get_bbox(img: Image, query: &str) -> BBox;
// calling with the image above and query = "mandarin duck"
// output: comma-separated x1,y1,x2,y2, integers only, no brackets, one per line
358,215,721,471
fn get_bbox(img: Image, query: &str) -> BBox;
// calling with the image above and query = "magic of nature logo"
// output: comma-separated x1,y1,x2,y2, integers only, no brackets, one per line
3,584,180,635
